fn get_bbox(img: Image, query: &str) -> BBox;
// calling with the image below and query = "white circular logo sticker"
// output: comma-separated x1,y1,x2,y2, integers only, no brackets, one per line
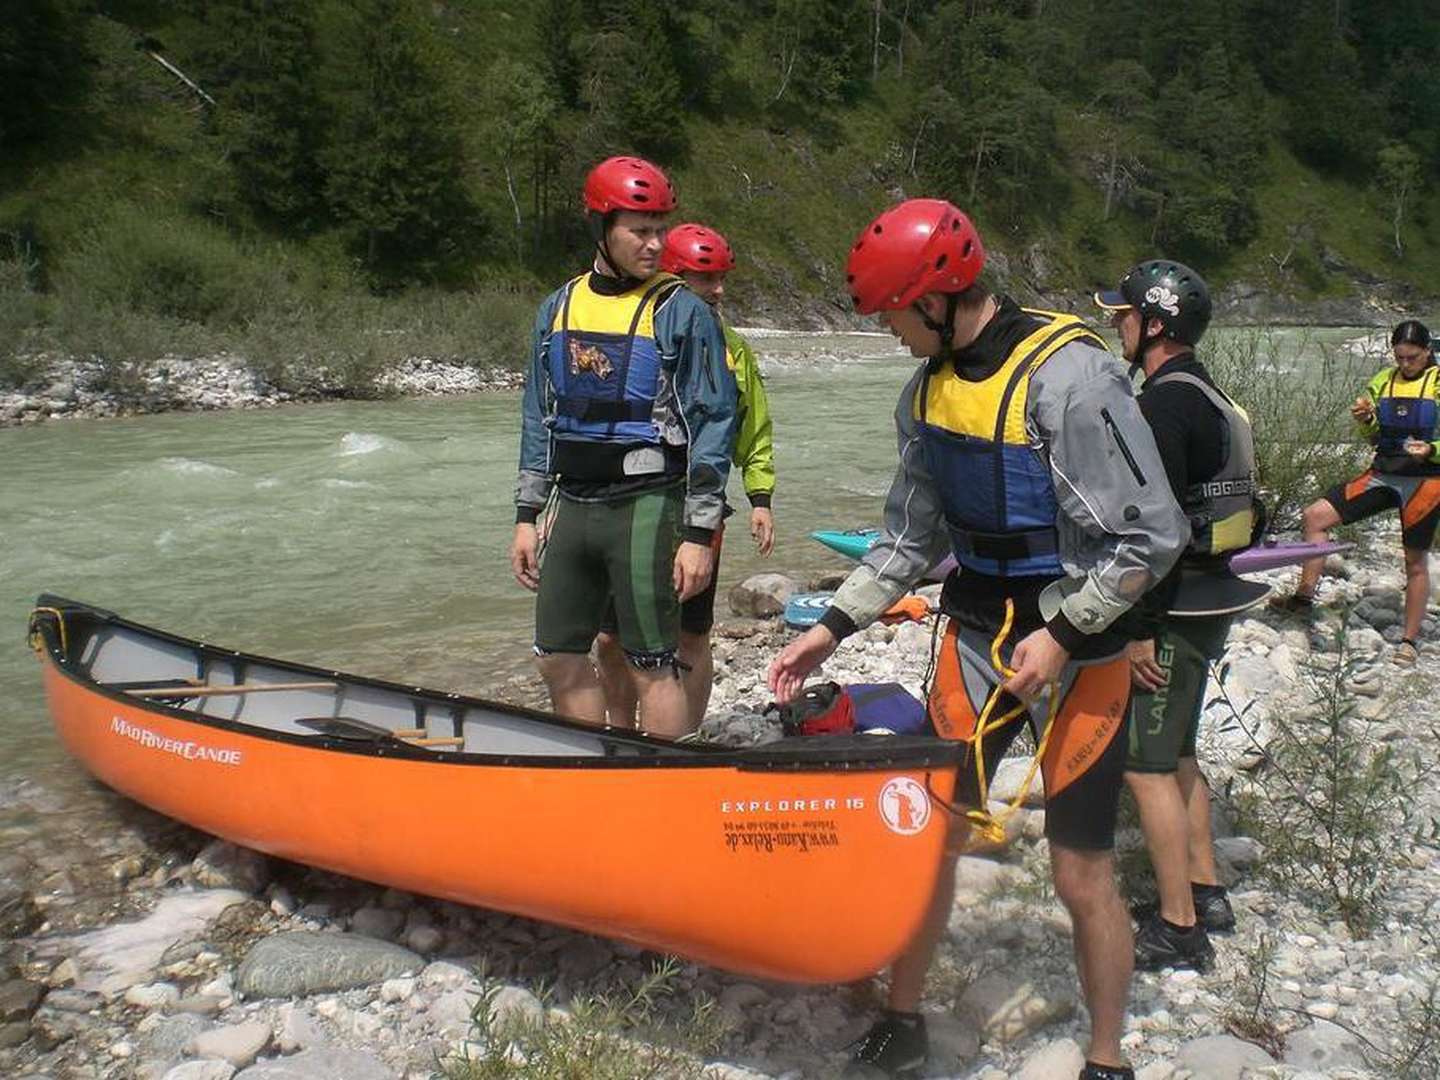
878,777,931,835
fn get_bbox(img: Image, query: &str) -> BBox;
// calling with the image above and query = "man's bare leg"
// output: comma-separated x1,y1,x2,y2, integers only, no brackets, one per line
536,653,606,726
1176,757,1220,887
1126,770,1197,925
593,631,639,728
678,629,714,728
634,665,694,739
1051,844,1132,1069
885,850,961,1010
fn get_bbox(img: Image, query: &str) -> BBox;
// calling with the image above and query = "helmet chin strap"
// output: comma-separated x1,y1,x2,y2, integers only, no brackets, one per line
1131,313,1165,372
915,294,960,370
588,213,625,278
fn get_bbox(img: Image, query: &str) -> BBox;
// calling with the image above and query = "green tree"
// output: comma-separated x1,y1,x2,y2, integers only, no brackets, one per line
577,0,691,160
765,0,869,115
0,0,90,151
1279,4,1377,170
184,0,328,226
479,57,561,260
319,0,479,281
1376,141,1422,258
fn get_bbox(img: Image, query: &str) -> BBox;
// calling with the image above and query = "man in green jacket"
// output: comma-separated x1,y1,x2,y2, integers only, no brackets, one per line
597,223,776,729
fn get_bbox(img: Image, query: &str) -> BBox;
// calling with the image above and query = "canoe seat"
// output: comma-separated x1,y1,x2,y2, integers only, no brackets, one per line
295,716,466,750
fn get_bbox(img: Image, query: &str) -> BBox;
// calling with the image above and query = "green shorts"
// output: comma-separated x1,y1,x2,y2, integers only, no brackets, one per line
535,483,683,664
1126,614,1233,773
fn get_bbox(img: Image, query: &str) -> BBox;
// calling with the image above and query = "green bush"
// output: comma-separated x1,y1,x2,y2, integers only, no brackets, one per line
53,204,290,328
1203,329,1371,531
437,960,724,1080
0,242,52,389
1220,623,1428,936
236,287,535,397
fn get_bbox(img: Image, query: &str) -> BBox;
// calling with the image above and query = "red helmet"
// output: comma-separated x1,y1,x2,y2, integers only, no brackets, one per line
583,156,677,214
845,199,986,314
660,223,736,274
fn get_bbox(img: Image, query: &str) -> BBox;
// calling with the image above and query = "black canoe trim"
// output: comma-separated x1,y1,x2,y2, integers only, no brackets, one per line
31,595,964,774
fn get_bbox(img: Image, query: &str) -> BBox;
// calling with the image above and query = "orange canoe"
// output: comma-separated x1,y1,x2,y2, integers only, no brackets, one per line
29,596,961,984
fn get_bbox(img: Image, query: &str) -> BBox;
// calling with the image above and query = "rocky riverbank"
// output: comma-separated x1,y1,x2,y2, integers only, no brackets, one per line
0,355,525,428
2,523,1439,1079
0,288,1419,430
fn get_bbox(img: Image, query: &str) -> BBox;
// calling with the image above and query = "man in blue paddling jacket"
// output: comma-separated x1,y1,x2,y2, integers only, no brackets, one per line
769,199,1188,1080
509,156,735,739
1096,262,1260,975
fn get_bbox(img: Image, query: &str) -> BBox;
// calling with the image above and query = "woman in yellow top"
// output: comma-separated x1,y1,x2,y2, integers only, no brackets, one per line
1281,319,1440,664
596,223,777,727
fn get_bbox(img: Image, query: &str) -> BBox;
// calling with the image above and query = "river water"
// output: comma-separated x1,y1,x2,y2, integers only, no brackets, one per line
0,327,1378,785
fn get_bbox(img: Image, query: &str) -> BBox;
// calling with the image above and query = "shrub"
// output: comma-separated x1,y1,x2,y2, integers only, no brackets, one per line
437,959,724,1080
1203,329,1371,531
53,204,289,328
1219,621,1430,935
0,240,52,389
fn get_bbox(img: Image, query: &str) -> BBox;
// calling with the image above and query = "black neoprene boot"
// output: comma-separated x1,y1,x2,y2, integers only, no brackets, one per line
1134,911,1215,973
1079,1063,1135,1080
845,1010,927,1077
1132,882,1236,934
1191,882,1236,933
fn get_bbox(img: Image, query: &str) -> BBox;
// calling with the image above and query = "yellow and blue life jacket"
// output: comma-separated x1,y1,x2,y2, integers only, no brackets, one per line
1374,365,1439,457
915,311,1106,577
547,272,683,445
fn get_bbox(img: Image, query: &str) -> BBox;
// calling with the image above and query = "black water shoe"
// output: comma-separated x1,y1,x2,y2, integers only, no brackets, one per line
1132,882,1236,934
1079,1064,1135,1080
1268,592,1316,616
1134,912,1215,973
1191,882,1236,933
844,1010,927,1077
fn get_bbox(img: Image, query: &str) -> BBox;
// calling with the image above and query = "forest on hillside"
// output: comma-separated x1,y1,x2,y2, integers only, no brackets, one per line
2,0,1439,386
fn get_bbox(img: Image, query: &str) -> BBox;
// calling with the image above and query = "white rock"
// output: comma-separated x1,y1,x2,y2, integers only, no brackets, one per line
1013,1037,1084,1079
124,981,181,1009
162,1061,237,1080
189,1020,272,1067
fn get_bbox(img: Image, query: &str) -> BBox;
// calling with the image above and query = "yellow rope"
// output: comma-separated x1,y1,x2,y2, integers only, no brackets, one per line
28,606,68,658
954,598,1062,846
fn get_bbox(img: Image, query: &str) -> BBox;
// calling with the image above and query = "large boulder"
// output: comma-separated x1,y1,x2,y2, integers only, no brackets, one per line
236,931,421,999
728,573,799,618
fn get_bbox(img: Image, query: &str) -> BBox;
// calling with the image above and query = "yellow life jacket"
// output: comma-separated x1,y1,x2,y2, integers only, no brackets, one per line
914,310,1106,577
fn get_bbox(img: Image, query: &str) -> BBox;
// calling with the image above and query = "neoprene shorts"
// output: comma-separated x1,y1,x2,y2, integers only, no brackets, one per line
535,483,683,662
1325,469,1440,551
928,620,1130,851
1126,613,1233,773
599,523,725,637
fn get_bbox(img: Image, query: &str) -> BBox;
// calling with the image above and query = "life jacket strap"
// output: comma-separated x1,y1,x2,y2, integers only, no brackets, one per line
555,396,653,422
948,525,1058,561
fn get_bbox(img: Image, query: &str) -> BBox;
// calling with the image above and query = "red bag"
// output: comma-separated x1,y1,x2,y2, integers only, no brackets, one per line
773,682,855,736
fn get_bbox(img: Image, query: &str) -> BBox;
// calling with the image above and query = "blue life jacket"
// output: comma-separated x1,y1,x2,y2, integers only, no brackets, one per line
546,272,683,445
1375,366,1439,456
915,312,1107,577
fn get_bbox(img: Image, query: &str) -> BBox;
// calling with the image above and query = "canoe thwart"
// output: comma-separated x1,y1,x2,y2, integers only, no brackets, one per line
295,716,394,741
123,680,339,699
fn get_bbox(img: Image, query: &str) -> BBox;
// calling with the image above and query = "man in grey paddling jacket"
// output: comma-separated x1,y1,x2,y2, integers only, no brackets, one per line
1096,261,1260,973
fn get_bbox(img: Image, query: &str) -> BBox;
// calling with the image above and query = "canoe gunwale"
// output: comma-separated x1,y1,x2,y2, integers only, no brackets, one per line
31,595,965,774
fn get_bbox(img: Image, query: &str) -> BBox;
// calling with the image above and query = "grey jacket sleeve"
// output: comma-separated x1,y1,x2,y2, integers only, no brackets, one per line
822,365,951,638
1029,344,1190,650
514,291,562,520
